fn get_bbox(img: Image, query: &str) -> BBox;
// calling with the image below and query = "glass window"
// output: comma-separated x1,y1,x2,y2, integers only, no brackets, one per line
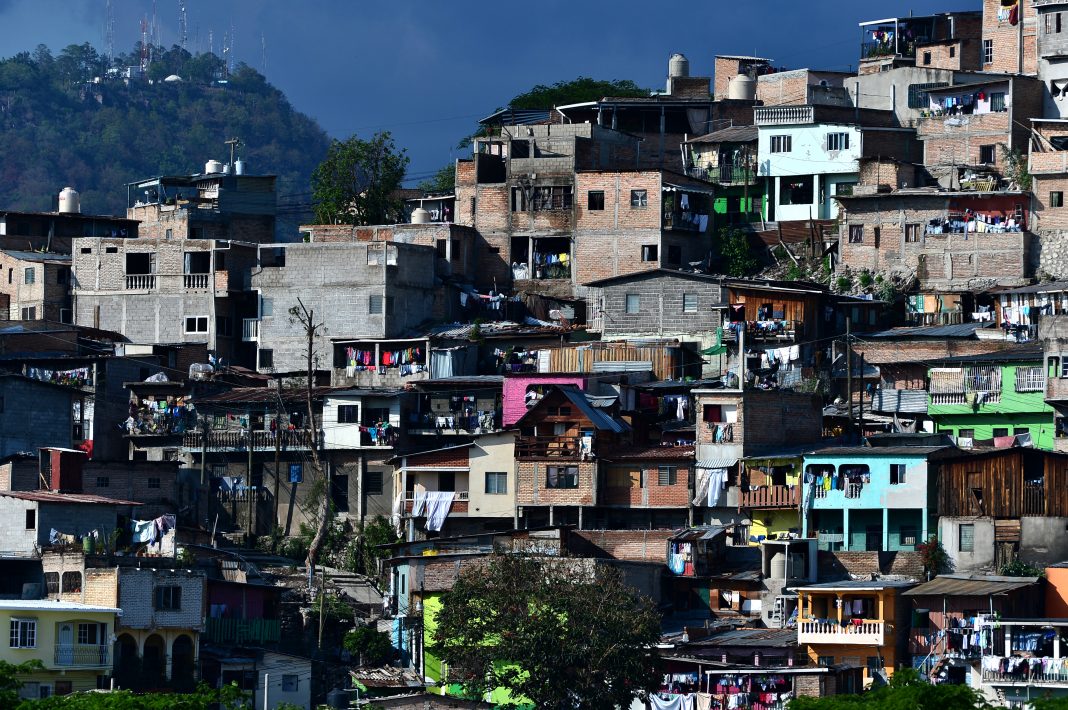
282,675,298,692
683,294,698,313
485,471,508,494
826,133,850,151
61,572,81,593
658,465,678,486
630,190,648,208
23,267,35,284
983,39,993,64
337,404,360,423
849,225,863,243
587,191,605,211
1053,192,1065,208
890,464,906,485
9,619,35,648
154,585,182,611
770,135,792,153
184,316,208,334
364,471,383,495
641,245,658,262
959,523,975,552
546,466,579,489
625,294,640,314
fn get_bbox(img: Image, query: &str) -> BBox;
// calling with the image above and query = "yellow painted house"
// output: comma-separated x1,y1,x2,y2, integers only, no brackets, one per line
0,599,119,700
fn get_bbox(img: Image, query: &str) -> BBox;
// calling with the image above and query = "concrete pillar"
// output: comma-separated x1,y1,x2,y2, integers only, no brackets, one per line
882,508,890,552
836,593,843,625
843,508,851,551
921,508,928,546
165,634,173,681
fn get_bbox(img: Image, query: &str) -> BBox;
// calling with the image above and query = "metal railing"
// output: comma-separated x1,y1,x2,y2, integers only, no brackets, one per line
515,435,587,458
183,429,318,451
125,274,156,290
183,273,210,289
740,485,799,509
404,491,469,501
755,106,814,126
54,645,110,666
242,318,260,342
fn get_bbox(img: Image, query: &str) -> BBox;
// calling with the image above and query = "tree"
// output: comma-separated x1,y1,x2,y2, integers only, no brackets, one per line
344,625,393,666
310,132,409,225
432,554,662,709
718,227,759,277
21,682,248,709
788,668,993,710
418,164,456,194
0,659,43,707
508,77,648,109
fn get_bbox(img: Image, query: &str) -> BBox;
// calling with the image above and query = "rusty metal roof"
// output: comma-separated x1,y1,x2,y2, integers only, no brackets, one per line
0,491,142,506
903,574,1039,596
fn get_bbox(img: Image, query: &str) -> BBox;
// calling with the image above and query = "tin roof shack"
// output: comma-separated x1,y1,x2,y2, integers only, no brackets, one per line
837,190,1032,292
926,345,1054,449
513,384,629,529
794,579,916,686
903,574,1042,683
0,208,137,254
858,12,984,74
0,490,139,558
802,446,952,553
0,250,71,322
935,447,1068,573
0,374,76,459
665,526,763,621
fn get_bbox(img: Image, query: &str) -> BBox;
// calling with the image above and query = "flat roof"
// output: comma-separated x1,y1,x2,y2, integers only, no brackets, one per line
0,491,141,506
0,599,120,613
805,446,950,457
793,580,916,592
0,250,71,264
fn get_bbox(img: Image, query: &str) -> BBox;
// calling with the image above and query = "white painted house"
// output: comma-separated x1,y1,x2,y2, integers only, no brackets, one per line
756,106,861,222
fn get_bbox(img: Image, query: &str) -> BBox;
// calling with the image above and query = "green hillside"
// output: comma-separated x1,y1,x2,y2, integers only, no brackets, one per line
0,43,331,237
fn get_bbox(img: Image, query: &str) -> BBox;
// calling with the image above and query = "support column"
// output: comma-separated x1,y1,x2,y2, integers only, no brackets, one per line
836,593,843,625
843,508,851,551
882,508,890,552
164,635,174,681
921,508,928,547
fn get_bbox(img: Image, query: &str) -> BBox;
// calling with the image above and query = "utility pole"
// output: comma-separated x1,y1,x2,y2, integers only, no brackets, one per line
273,377,282,533
845,317,853,439
225,137,241,168
200,412,209,536
247,407,254,544
294,297,328,585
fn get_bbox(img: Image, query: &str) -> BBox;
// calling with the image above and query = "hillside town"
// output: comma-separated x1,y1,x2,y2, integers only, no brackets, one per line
15,0,1068,708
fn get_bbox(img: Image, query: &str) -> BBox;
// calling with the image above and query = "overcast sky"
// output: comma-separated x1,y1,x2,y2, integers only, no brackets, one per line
0,0,979,185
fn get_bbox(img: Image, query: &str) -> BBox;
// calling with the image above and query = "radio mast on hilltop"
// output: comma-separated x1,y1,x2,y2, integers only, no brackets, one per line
104,0,115,64
179,0,189,51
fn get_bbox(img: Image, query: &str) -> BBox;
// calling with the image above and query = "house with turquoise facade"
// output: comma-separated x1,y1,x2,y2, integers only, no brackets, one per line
801,446,953,552
927,345,1055,450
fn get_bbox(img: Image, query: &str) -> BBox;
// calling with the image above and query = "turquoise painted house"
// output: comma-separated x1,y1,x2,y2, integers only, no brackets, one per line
802,446,953,552
927,345,1055,450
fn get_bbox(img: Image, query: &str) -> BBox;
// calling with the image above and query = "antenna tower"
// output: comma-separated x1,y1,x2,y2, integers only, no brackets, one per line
179,1,188,51
104,0,115,64
261,33,267,75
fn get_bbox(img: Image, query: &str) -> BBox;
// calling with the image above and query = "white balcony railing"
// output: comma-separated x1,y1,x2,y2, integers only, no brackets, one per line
184,273,210,289
798,619,885,645
404,491,469,501
242,318,260,342
754,106,815,126
125,274,156,290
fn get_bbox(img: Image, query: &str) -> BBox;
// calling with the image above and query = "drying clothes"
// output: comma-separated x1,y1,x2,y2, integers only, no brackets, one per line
421,491,455,532
130,519,155,544
695,693,713,710
650,694,695,710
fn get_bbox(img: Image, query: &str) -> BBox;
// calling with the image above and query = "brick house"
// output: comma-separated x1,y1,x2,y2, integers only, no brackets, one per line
684,125,765,230
514,384,629,528
756,69,854,107
837,190,1032,291
0,250,71,322
981,0,1038,76
857,11,984,75
1028,118,1068,279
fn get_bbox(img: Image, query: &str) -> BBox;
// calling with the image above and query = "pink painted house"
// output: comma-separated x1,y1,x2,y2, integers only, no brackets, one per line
502,374,587,427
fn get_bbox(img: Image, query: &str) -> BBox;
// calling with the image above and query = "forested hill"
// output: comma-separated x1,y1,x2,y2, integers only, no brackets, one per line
0,43,331,236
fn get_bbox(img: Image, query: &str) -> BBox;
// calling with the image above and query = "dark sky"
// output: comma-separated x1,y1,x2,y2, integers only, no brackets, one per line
0,0,979,186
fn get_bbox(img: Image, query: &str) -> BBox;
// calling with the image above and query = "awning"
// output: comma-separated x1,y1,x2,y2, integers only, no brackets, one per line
697,457,738,469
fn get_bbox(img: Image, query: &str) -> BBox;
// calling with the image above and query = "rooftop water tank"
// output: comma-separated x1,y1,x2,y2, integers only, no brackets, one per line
669,53,690,78
58,187,80,214
770,551,786,579
728,73,757,101
234,159,245,175
205,159,224,174
411,207,431,224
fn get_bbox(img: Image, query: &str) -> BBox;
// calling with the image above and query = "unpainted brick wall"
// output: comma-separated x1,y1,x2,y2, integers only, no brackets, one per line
568,529,673,562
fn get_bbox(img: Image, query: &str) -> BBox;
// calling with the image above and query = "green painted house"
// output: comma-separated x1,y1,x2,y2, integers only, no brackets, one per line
685,126,766,232
927,345,1055,450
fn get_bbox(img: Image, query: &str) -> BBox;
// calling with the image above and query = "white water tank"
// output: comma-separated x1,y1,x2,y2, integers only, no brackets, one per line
728,74,757,100
770,551,786,579
58,187,80,214
669,53,690,78
411,208,431,224
234,159,245,175
205,159,224,174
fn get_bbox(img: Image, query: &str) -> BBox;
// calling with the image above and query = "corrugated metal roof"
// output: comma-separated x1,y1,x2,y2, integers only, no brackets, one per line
903,574,1039,597
793,580,916,591
932,345,1043,364
558,385,629,433
0,250,71,263
867,322,993,338
806,446,950,457
871,388,929,414
350,666,426,689
689,628,798,648
995,281,1068,295
0,491,142,506
686,125,759,145
697,457,739,469
671,525,728,542
602,445,695,461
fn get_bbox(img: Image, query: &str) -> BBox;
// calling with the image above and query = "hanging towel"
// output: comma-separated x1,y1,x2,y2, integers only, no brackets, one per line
130,520,155,544
422,492,455,532
695,693,714,710
707,468,727,506
693,469,711,506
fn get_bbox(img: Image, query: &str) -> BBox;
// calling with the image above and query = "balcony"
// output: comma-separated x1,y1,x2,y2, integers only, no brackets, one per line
403,491,469,514
242,318,260,342
215,487,274,503
183,429,319,452
755,106,814,126
125,274,156,290
54,645,110,667
740,485,800,509
409,411,502,436
687,164,758,186
982,668,1068,686
515,435,588,459
798,619,885,646
204,618,281,645
184,273,210,289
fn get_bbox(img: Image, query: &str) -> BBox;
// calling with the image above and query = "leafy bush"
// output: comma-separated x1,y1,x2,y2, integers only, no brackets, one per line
719,227,759,277
1001,559,1044,578
835,276,852,293
858,270,874,288
344,625,393,666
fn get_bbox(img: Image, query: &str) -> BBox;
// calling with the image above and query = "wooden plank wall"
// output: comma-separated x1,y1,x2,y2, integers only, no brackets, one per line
936,450,1068,517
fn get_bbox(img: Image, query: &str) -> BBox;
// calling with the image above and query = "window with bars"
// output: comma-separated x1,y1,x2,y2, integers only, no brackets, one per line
1016,366,1045,392
990,92,1007,112
905,224,922,243
959,523,975,552
657,466,678,486
929,366,1002,404
908,82,949,109
848,225,864,243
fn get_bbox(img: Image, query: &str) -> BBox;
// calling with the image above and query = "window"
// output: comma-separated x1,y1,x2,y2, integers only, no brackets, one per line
24,510,34,530
990,92,1007,112
817,655,835,668
56,268,68,285
1047,12,1063,34
80,247,92,254
959,523,975,552
867,656,883,673
369,295,384,314
20,307,36,320
23,267,35,284
922,51,932,65
1052,192,1064,208
61,572,82,593
165,228,173,239
905,223,922,243
958,428,975,440
44,573,59,594
216,316,232,337
770,135,792,153
667,245,682,265
1014,427,1030,436
96,476,109,488
826,132,850,151
184,316,208,334
630,190,648,208
983,39,993,65
890,464,906,485
546,466,579,489
533,185,573,210
154,585,182,611
848,225,864,243
124,252,154,275
979,144,996,164
1016,366,1045,392
147,477,161,489
364,470,383,496
485,471,508,494
258,348,274,369
780,175,813,205
588,191,605,211
337,404,360,423
260,296,274,317
641,245,658,262
625,294,640,314
683,293,698,314
9,619,35,648
658,465,678,486
993,427,1009,438
77,623,104,645
282,675,298,693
